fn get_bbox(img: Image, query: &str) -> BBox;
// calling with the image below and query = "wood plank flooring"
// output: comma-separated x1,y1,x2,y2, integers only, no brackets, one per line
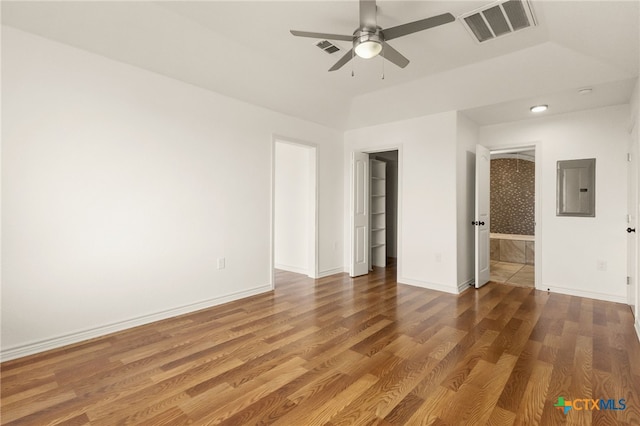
2,264,639,425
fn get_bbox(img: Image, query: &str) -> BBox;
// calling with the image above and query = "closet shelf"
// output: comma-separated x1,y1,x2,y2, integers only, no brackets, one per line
370,158,387,268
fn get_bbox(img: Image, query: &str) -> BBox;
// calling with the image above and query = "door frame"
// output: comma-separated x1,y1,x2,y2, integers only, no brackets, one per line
475,144,491,288
486,142,541,289
271,136,318,286
350,146,403,278
629,121,639,318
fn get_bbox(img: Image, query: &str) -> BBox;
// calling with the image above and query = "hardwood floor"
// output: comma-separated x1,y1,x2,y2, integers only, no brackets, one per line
2,265,639,425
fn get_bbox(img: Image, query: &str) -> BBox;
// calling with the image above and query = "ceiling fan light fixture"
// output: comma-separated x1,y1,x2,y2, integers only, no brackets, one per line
354,30,383,59
355,40,382,58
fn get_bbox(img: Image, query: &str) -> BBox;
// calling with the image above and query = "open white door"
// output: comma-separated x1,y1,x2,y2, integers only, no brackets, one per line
475,145,491,288
628,125,638,315
350,152,369,277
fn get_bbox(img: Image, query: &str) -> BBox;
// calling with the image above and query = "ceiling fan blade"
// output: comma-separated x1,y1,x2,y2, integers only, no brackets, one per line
359,0,377,29
329,49,354,71
382,12,455,41
290,30,352,42
381,42,409,68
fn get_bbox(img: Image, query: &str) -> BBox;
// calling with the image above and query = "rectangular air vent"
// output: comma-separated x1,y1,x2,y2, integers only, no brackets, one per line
315,40,341,54
460,0,537,43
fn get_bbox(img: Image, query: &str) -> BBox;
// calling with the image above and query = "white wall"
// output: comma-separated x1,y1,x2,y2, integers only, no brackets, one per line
456,113,479,290
1,27,344,360
479,105,630,303
345,112,460,294
274,141,310,274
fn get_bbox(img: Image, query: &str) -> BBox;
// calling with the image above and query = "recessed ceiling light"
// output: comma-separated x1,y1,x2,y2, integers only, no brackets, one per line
578,88,593,95
530,105,548,113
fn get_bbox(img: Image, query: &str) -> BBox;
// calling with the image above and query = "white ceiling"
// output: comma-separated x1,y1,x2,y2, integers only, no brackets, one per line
2,1,638,129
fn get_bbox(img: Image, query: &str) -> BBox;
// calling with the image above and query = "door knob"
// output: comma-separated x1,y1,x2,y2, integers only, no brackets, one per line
628,227,636,233
479,221,485,226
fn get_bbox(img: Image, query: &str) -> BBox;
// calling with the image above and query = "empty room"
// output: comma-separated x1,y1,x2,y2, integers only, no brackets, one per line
2,1,639,425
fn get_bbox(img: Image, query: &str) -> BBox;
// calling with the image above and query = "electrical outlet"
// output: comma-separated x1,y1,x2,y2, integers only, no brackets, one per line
596,260,607,271
217,258,226,269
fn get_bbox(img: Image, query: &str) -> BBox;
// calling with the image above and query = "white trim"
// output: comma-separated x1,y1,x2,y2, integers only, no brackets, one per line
274,263,309,275
270,138,276,290
0,284,271,362
310,146,319,279
635,318,640,343
317,267,345,278
628,122,639,323
399,276,459,295
458,278,475,293
544,284,627,304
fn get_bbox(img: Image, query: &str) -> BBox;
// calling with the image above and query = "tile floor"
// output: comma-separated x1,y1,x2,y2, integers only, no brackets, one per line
490,260,535,287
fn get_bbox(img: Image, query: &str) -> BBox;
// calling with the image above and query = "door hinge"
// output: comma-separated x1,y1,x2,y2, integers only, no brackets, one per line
628,153,632,162
627,276,631,285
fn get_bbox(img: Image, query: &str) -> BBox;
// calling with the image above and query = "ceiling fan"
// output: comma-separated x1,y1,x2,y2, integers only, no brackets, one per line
290,0,455,72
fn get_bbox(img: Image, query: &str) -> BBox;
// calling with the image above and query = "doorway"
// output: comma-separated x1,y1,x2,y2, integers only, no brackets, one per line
273,138,317,280
369,151,399,271
488,147,536,287
349,149,399,278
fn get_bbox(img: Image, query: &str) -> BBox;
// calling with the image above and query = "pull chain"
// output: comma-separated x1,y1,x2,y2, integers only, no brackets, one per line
381,46,385,80
352,49,355,77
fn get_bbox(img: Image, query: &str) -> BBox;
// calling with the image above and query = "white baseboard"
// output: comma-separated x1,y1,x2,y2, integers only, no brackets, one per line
317,267,344,278
542,284,627,304
457,278,474,293
0,284,272,362
274,264,344,279
398,276,459,295
274,263,309,275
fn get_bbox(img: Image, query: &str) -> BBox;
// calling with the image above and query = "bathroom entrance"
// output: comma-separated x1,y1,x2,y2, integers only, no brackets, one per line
489,147,536,287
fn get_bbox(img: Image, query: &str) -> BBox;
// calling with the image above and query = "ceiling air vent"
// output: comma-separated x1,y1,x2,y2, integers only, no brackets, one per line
460,0,537,43
315,40,341,54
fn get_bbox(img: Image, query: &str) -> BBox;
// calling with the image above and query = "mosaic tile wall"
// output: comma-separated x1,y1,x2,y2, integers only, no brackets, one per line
490,158,535,235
